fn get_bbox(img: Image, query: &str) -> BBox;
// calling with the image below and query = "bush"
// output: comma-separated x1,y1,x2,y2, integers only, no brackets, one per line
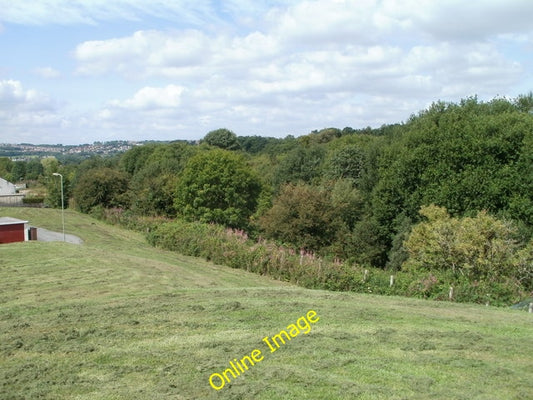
22,196,45,205
404,205,522,281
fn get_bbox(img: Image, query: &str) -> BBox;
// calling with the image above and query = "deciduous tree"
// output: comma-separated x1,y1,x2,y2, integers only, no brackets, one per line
202,128,241,151
259,182,338,251
73,167,129,213
174,149,261,228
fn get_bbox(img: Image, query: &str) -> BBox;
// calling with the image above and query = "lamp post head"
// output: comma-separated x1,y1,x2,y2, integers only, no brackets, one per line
53,173,62,177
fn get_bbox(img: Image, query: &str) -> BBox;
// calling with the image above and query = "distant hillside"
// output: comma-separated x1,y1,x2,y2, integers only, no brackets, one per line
0,141,146,160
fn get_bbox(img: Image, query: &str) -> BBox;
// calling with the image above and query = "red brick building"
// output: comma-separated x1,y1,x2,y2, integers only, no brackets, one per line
0,217,28,244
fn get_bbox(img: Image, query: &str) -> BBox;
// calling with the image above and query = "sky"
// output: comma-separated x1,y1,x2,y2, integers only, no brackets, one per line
0,0,532,145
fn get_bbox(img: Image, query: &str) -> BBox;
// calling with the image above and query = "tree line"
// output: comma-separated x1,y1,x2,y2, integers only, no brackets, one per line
4,95,533,303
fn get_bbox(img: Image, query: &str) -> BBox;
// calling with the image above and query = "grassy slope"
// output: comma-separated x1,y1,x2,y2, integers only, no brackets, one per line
1,207,532,400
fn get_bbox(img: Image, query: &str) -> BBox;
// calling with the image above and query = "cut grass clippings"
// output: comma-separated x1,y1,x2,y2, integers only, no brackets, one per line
1,207,532,399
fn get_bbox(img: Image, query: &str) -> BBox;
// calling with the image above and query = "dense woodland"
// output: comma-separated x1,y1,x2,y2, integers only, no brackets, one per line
3,95,533,304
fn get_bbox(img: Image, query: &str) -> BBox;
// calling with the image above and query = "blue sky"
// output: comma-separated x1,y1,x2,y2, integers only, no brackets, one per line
0,0,532,145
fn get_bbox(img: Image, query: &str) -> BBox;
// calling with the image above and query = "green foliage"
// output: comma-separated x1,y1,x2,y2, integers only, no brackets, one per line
259,183,338,251
237,135,277,153
25,159,44,180
73,167,130,213
45,170,72,209
76,155,117,176
22,196,45,205
274,143,325,186
348,217,389,267
202,128,241,150
258,180,364,258
119,143,159,175
403,205,521,283
40,156,59,176
330,178,364,229
129,142,196,216
147,218,359,291
369,97,533,264
10,161,26,181
145,217,528,305
386,214,413,270
504,121,533,231
131,170,179,217
514,91,533,113
174,149,261,228
0,157,14,182
512,240,533,291
324,145,364,182
261,134,299,156
309,127,342,143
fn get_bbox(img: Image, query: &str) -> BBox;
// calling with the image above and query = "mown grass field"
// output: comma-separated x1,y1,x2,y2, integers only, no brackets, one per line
1,207,532,400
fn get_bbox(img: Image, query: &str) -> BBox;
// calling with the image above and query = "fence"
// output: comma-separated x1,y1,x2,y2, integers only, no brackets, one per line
0,195,25,206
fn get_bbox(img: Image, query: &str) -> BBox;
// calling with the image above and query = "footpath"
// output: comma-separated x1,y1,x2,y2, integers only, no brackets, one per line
36,227,83,244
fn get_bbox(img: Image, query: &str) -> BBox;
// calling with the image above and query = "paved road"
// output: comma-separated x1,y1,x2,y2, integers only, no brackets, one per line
36,227,83,244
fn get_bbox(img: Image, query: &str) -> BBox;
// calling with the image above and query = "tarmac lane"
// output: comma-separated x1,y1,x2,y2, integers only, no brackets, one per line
35,227,83,244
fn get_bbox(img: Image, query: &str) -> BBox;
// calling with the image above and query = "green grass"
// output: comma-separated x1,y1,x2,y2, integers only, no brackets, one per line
1,207,532,400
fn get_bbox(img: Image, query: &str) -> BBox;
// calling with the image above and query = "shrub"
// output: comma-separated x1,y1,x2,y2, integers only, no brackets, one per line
404,205,521,281
22,196,45,205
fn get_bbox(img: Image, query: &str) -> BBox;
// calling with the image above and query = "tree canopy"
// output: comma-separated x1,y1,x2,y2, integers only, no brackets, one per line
174,149,262,228
73,167,129,213
202,128,241,151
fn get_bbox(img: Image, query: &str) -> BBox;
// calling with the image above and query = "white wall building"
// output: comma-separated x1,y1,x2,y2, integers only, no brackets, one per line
0,177,17,195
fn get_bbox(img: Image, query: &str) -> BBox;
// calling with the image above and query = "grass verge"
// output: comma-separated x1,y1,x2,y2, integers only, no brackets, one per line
1,207,532,399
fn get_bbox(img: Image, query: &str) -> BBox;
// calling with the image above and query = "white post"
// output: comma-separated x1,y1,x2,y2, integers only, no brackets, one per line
529,303,533,313
449,286,454,301
363,269,368,282
389,275,394,287
53,173,65,242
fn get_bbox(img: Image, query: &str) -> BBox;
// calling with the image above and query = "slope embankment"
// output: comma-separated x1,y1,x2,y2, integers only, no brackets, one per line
1,207,532,400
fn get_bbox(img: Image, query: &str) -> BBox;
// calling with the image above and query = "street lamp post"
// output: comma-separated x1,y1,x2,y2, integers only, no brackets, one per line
52,173,65,242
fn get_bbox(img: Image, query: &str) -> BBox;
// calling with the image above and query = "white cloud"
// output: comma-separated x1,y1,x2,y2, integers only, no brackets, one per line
0,80,71,143
110,85,185,110
2,0,532,144
0,80,56,111
68,0,529,141
409,0,533,41
269,0,392,47
74,30,213,78
72,0,529,95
